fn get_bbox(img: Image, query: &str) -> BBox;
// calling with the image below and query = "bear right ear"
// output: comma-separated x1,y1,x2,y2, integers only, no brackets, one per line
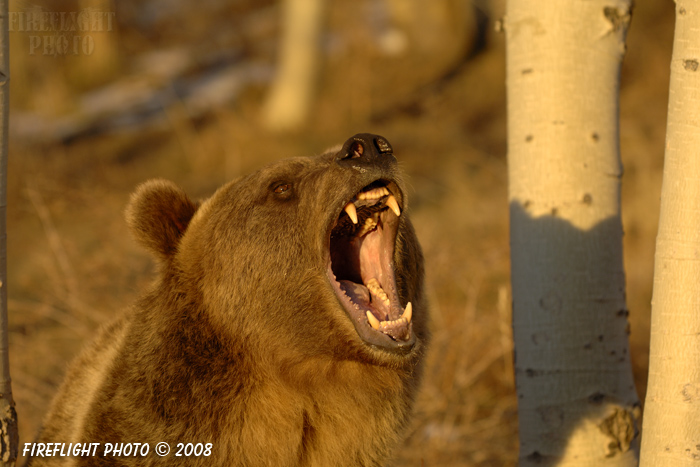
125,179,199,260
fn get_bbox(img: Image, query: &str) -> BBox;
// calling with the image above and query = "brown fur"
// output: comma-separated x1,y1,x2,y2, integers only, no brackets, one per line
27,134,428,467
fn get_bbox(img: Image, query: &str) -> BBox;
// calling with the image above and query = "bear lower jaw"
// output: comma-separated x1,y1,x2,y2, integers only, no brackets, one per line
338,278,412,341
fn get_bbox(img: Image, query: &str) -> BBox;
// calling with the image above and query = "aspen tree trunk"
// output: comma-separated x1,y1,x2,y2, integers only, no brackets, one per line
505,1,640,465
261,0,325,132
0,1,17,465
640,2,700,465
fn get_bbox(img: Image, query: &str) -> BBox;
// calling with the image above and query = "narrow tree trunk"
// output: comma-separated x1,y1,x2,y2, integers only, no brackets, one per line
640,2,700,465
0,1,17,465
261,0,325,132
505,1,640,465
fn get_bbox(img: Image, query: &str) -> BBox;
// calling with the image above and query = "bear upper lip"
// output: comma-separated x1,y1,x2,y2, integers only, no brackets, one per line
327,179,415,353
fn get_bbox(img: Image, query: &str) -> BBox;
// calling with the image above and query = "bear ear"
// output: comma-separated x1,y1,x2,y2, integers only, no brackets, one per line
125,179,199,260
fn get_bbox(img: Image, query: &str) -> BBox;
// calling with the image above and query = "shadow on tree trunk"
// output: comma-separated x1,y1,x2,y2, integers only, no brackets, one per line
510,202,640,466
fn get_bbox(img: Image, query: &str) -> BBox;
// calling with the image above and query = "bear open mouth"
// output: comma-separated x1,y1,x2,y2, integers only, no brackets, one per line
328,180,414,351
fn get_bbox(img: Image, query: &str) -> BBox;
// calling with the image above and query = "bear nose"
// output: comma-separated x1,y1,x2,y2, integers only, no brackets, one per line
336,133,394,165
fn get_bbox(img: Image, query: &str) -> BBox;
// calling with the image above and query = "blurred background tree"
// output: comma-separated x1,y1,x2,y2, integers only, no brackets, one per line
260,0,325,132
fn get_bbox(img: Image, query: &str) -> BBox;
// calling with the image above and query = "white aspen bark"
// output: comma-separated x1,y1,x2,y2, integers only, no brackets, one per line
261,0,325,132
0,1,17,465
640,1,700,465
506,1,640,465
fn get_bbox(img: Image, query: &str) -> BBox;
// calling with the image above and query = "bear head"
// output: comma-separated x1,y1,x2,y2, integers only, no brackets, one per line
125,133,427,369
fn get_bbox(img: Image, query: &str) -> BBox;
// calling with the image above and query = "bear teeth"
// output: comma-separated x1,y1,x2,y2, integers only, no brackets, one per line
385,195,401,217
366,302,413,330
366,278,390,306
343,202,358,224
338,187,401,234
357,186,390,200
366,311,381,329
355,215,378,238
379,317,408,329
401,302,413,323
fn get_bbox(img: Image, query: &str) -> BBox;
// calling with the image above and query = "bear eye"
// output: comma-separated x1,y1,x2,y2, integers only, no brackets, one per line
272,182,292,194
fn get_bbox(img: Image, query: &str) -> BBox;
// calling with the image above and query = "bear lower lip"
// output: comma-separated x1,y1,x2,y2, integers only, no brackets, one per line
328,181,414,350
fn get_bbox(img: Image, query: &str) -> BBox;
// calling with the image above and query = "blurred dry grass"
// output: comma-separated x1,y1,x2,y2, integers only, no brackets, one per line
6,0,674,465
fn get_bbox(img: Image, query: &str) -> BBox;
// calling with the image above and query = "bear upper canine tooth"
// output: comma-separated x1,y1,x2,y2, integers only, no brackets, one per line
385,195,401,217
343,202,358,224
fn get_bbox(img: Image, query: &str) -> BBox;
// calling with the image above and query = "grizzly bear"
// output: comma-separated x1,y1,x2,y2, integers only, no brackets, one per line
26,133,428,467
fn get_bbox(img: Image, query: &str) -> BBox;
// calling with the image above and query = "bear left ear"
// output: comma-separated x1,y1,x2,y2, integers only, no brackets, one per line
125,179,199,260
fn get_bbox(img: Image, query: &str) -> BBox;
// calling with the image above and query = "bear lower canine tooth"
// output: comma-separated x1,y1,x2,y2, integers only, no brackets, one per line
366,311,380,329
401,302,412,323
